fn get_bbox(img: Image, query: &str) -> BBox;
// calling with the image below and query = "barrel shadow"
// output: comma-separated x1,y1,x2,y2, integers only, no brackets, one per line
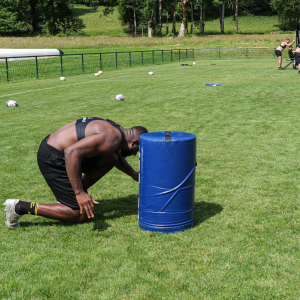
92,194,138,231
193,201,223,227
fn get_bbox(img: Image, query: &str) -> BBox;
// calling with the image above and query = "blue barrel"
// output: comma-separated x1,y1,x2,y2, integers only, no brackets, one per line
139,131,197,233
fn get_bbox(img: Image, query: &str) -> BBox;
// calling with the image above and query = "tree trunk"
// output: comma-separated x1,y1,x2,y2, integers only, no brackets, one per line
219,3,225,34
178,0,187,37
235,0,238,34
190,3,193,34
200,5,203,34
159,0,162,35
50,0,55,35
130,18,134,37
172,0,177,34
29,0,37,34
154,8,157,35
133,6,137,37
166,1,169,35
186,7,188,34
148,9,154,37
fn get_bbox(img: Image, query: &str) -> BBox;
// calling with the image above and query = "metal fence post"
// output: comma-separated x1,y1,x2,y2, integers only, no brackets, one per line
116,53,118,69
246,48,248,59
129,52,131,67
179,50,180,61
5,58,9,82
193,49,194,59
186,49,187,59
162,50,163,62
35,56,39,79
152,51,154,64
100,53,102,70
142,51,144,65
81,54,84,73
60,55,63,75
219,48,221,59
171,50,173,62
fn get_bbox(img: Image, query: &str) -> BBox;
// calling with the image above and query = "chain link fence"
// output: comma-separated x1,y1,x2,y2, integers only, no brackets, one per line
0,47,277,82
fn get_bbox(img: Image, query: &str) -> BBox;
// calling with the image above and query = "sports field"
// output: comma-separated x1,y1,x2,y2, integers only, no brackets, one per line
1,58,300,299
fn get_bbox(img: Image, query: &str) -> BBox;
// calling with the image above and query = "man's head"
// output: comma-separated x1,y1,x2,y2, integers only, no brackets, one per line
286,38,290,42
121,126,148,157
289,46,293,49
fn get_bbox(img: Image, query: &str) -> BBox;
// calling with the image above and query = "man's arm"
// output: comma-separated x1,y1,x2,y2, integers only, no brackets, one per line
287,40,295,47
64,134,120,217
115,151,139,182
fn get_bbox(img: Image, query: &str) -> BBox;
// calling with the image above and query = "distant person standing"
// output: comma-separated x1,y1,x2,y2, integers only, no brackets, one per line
275,38,295,70
292,44,300,75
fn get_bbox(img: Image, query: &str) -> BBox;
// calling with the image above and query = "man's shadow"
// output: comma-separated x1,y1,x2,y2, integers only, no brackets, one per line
21,195,223,230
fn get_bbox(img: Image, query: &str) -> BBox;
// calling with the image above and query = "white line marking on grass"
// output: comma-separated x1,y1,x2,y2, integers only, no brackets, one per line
0,64,208,98
0,75,134,98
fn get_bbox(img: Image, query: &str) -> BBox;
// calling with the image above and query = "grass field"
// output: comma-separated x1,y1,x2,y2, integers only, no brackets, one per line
1,58,300,299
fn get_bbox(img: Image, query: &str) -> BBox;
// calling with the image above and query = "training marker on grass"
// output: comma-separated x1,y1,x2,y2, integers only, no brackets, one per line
139,131,197,233
206,83,221,86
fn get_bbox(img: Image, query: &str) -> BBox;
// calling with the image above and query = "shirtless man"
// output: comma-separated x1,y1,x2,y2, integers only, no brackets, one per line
4,117,148,228
275,38,295,70
292,44,300,75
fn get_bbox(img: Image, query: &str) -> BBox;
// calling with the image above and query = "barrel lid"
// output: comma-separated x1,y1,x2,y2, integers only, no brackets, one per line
140,131,196,142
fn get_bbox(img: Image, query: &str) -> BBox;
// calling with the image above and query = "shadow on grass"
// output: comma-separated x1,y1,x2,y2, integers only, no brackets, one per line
194,201,223,227
72,7,97,17
20,196,222,230
20,194,138,230
92,194,138,231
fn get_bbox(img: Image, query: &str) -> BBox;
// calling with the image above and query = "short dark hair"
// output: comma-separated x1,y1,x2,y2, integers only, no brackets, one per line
131,126,148,138
286,38,290,41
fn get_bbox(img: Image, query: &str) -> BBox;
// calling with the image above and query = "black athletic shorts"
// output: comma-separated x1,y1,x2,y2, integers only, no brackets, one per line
295,53,300,66
275,50,282,57
37,136,102,210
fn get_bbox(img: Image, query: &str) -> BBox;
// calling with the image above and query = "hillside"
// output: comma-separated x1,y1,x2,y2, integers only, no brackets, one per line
72,4,282,36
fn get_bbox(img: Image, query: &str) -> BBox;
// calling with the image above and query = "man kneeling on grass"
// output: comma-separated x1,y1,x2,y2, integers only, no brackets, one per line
4,117,148,228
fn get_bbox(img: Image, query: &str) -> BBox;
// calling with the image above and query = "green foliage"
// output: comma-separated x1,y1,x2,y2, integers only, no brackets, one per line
271,0,300,30
0,0,36,36
239,0,275,16
0,0,85,36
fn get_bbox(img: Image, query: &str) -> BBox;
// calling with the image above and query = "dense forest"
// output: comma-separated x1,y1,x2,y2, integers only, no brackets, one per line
0,0,299,37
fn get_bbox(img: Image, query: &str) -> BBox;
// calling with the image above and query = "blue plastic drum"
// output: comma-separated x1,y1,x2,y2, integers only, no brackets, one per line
139,131,197,233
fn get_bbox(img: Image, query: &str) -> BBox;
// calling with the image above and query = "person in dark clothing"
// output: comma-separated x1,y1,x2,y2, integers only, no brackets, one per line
293,44,300,75
289,46,295,59
4,117,148,228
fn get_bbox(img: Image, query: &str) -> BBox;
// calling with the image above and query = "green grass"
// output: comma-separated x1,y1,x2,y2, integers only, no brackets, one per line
1,59,300,299
72,5,125,36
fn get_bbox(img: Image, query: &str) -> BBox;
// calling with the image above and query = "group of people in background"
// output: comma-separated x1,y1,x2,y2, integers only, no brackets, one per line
275,38,300,74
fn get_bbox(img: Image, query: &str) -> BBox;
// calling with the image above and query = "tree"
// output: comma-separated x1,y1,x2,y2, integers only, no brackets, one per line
178,0,187,36
0,0,85,36
199,1,205,34
172,0,177,34
159,0,162,35
0,0,40,36
235,0,238,34
271,0,300,30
